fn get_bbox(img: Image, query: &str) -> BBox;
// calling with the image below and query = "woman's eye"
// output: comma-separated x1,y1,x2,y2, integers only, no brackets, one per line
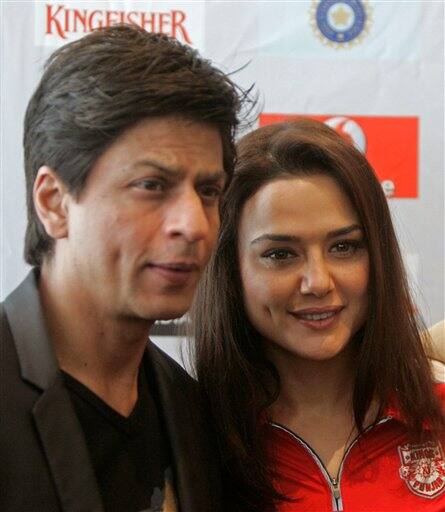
263,249,294,261
330,240,361,256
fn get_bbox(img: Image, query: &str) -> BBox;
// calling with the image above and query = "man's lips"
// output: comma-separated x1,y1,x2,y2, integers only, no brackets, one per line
290,306,344,330
147,261,200,271
144,261,201,285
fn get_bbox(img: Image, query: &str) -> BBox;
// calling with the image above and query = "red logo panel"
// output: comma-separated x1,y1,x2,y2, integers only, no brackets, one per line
259,114,418,198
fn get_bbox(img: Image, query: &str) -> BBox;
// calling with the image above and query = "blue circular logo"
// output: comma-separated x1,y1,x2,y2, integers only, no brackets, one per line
316,1,367,44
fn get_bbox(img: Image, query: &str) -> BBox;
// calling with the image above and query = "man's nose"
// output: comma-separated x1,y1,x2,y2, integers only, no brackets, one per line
165,190,212,243
299,255,334,298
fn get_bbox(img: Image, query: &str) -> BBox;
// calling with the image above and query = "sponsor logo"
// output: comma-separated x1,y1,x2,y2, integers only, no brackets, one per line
259,113,419,199
398,441,445,499
381,180,395,198
324,116,366,153
310,0,372,48
35,2,201,47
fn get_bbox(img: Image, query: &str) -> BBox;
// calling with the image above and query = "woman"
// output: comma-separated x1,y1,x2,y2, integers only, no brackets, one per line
192,119,445,511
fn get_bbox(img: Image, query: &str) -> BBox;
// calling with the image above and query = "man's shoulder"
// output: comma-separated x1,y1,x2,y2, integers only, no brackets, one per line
1,293,19,354
1,269,59,391
146,341,195,386
0,300,14,346
145,341,213,434
0,298,8,324
1,270,40,322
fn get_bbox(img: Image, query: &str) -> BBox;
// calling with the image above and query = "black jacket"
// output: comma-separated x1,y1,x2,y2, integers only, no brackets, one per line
0,270,222,511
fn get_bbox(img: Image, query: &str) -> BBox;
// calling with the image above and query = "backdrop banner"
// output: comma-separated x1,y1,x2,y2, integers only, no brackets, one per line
1,1,443,346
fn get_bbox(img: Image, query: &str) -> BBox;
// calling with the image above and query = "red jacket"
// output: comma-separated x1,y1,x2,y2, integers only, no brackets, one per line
265,384,445,511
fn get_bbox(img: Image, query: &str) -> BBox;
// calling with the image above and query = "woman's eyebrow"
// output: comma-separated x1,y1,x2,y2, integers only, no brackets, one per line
327,224,363,238
250,225,363,245
251,234,299,245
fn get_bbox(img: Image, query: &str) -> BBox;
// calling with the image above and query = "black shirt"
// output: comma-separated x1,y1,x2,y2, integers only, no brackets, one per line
62,365,177,512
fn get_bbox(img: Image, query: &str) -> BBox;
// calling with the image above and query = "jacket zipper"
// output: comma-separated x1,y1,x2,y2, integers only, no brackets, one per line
270,417,392,512
331,477,341,511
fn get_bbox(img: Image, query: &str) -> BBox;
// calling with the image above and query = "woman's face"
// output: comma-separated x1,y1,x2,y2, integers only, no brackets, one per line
238,174,369,361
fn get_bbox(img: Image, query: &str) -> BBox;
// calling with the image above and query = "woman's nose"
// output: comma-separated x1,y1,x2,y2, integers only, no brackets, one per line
299,256,334,298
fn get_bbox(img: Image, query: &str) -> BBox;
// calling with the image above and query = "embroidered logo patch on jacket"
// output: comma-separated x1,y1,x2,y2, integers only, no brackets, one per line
398,441,445,498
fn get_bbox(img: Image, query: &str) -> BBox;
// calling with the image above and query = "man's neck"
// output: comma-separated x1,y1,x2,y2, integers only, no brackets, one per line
39,262,153,417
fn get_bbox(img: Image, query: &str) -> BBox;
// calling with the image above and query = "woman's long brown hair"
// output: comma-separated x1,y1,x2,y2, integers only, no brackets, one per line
192,119,444,511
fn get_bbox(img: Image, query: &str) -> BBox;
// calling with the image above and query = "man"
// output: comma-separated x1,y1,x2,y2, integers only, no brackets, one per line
0,24,243,511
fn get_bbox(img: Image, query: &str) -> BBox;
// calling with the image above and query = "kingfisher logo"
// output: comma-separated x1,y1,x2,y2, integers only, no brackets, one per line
35,2,205,47
310,0,372,48
259,113,419,199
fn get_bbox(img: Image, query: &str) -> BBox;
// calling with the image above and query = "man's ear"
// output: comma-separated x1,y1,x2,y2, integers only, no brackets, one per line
33,166,71,239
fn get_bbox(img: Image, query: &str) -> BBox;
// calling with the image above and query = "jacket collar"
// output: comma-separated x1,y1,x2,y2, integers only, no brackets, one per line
3,268,58,390
383,382,445,429
3,269,103,511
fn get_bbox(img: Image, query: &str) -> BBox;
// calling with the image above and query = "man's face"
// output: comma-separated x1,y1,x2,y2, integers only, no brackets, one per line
62,116,225,322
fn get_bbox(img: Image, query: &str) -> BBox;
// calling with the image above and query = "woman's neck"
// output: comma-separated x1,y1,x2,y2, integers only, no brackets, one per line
267,344,364,479
268,343,357,421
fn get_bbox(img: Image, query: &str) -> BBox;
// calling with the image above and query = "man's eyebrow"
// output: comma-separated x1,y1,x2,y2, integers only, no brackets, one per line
131,159,226,183
250,225,363,245
131,159,181,178
196,170,227,184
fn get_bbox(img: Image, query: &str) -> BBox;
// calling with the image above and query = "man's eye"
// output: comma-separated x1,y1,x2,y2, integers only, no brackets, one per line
133,179,164,191
199,185,223,200
263,249,294,261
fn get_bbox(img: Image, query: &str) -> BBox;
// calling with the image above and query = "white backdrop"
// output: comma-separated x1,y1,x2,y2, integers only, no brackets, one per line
1,2,444,356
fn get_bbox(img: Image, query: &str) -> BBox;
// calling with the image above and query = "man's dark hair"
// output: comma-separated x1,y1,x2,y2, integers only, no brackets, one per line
24,24,247,266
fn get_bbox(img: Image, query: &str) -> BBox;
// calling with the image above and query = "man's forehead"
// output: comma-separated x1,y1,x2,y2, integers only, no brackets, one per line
83,116,227,187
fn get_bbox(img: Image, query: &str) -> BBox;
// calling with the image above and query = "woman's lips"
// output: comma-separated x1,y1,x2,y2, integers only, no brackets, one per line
291,306,344,330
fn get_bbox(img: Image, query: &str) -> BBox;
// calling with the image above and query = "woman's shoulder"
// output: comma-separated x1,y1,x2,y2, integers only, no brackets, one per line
431,360,445,385
426,320,445,363
430,369,445,419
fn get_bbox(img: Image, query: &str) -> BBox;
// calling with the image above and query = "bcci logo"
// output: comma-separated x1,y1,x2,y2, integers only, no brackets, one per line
310,0,372,48
398,441,445,499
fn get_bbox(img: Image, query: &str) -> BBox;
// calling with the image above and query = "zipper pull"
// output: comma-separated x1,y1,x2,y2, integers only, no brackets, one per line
331,477,344,511
332,478,340,499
